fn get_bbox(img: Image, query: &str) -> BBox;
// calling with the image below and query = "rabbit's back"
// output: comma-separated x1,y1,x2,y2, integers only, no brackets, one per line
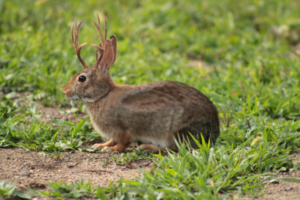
86,81,219,148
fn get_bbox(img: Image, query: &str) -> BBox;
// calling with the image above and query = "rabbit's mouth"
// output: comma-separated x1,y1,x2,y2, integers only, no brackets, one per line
64,93,80,100
69,96,95,107
67,95,80,107
70,99,75,107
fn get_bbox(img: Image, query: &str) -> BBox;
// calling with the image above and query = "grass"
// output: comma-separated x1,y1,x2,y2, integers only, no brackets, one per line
0,181,31,200
1,0,300,199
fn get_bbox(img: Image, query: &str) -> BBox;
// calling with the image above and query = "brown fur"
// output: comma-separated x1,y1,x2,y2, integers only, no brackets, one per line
63,16,220,153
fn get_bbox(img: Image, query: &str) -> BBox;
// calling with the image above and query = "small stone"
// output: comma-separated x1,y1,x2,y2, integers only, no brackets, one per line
285,187,293,191
22,171,31,177
269,179,279,184
67,163,78,168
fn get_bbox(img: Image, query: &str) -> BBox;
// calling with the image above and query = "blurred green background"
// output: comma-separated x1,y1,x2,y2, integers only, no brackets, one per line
1,0,300,115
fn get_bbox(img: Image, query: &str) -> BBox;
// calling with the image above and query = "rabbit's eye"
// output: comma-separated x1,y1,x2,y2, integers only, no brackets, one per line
78,75,86,82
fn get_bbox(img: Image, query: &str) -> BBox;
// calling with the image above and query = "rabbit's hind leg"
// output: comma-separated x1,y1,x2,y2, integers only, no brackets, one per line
91,138,116,149
138,144,177,154
102,133,132,152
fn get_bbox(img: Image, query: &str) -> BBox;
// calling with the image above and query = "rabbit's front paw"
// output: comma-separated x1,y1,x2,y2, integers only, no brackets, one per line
101,147,110,152
91,139,116,150
91,143,104,149
100,147,118,153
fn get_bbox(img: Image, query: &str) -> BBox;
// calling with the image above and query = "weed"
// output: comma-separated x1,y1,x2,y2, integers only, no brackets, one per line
42,179,95,199
0,181,31,200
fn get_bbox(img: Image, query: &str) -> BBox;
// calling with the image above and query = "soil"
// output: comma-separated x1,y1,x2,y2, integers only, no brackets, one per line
1,99,300,199
231,171,300,200
260,174,300,200
0,148,152,190
233,154,300,200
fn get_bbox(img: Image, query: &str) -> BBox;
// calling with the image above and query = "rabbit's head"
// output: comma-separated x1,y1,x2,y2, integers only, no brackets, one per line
63,15,117,104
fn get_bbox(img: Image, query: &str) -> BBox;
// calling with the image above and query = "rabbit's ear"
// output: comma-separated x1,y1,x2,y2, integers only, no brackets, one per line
99,39,115,70
110,35,117,64
93,38,116,70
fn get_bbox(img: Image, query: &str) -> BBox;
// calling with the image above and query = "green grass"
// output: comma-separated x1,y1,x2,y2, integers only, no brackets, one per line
1,0,300,199
0,180,31,200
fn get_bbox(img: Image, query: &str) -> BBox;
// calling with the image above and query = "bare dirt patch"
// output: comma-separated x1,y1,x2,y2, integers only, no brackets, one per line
261,174,300,200
257,153,300,199
234,153,300,200
0,148,152,190
234,174,300,200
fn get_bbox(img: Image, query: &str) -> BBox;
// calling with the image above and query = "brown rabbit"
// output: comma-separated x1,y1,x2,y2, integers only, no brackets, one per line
63,15,220,153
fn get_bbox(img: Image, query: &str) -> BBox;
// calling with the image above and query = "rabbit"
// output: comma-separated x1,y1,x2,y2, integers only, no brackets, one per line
63,15,220,153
